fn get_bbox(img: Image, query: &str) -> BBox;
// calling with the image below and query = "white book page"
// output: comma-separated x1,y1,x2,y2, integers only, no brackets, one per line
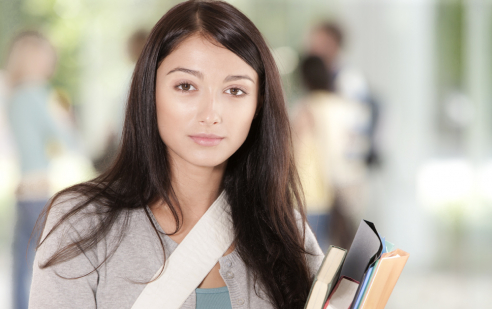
306,282,329,309
327,278,359,309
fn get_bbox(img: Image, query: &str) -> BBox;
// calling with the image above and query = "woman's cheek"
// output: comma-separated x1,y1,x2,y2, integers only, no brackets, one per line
230,110,255,147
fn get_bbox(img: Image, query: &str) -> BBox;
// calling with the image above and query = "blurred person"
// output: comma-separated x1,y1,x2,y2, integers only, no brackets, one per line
5,30,72,309
0,70,14,155
127,29,149,64
308,22,381,166
29,1,324,309
308,22,368,102
0,70,7,103
292,55,370,251
93,29,149,173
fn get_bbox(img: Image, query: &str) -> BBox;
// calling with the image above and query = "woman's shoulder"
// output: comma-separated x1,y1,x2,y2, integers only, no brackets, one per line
38,189,149,265
38,191,104,254
46,191,103,229
293,209,325,277
45,189,149,238
293,209,321,252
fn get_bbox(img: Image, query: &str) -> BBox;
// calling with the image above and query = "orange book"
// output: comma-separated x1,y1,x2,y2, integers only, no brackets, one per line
359,249,409,309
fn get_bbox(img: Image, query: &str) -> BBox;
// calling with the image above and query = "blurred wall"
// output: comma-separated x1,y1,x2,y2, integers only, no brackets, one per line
337,0,438,269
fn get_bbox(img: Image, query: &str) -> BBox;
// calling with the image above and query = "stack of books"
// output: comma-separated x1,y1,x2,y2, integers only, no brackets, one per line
305,220,409,309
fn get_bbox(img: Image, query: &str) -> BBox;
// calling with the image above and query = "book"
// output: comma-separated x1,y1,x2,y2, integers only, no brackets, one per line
358,249,409,309
304,220,409,309
351,239,396,309
351,260,379,309
323,277,359,309
350,237,390,309
339,220,383,284
304,246,347,309
322,220,382,309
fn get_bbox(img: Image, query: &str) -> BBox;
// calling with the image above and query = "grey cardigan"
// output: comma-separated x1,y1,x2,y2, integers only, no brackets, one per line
29,195,325,309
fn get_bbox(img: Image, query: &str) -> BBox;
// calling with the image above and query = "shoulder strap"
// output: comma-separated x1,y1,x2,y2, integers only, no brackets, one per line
132,191,234,309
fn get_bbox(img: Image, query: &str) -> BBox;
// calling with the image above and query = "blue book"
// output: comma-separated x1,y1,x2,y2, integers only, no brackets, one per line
351,263,375,309
350,237,394,309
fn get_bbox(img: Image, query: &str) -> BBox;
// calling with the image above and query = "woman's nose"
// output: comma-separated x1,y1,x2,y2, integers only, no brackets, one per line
197,91,221,126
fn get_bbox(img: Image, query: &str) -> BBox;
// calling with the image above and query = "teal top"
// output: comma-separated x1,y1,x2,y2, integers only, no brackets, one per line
195,286,232,309
8,82,73,175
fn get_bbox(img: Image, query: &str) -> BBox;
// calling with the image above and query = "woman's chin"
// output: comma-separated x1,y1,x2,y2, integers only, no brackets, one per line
181,153,229,169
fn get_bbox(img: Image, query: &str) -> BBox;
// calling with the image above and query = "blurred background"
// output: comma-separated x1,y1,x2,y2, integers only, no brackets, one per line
0,0,491,308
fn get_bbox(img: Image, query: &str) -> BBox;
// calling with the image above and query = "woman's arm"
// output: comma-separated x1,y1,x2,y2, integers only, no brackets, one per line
303,220,326,277
294,210,325,278
29,195,99,309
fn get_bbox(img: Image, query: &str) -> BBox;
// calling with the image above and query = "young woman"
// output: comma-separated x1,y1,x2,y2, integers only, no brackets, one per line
30,1,324,308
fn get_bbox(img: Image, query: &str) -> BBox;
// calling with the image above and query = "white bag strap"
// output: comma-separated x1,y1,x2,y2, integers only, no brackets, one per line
132,191,234,309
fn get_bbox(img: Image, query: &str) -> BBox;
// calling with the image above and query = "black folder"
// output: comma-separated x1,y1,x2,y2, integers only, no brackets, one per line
339,220,383,284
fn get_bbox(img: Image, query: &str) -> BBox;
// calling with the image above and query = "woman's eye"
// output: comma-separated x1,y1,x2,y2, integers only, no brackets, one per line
176,83,196,92
225,88,245,96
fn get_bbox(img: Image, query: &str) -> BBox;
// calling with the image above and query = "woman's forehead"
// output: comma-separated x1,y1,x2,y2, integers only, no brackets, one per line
158,34,258,82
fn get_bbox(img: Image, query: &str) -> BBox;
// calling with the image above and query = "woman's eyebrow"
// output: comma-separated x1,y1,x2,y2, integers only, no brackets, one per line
167,67,255,84
224,75,255,84
167,67,203,79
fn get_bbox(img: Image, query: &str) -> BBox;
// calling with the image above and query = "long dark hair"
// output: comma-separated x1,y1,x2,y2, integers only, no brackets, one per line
37,1,313,308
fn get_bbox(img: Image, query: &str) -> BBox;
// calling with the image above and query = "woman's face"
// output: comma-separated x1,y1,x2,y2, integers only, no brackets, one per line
155,34,258,168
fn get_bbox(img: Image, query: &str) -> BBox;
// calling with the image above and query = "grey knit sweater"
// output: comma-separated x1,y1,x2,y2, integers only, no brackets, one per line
29,194,324,309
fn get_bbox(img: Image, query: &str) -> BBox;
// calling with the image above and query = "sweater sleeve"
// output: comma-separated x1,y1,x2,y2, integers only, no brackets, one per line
294,210,325,279
29,194,99,309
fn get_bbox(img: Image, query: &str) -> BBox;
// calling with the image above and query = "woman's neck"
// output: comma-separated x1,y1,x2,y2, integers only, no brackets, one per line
150,151,227,242
170,158,226,221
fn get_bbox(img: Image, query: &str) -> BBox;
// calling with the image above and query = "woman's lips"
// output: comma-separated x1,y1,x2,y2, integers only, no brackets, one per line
189,134,224,146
